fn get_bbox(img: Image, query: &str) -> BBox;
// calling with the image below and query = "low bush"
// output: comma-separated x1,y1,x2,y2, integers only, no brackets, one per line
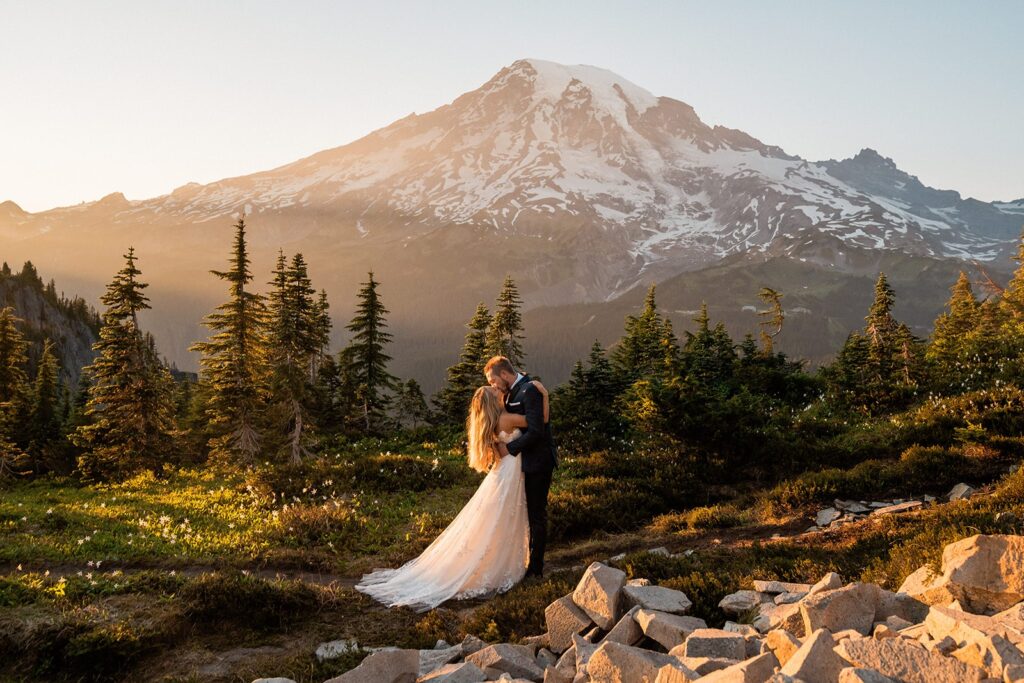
178,571,319,630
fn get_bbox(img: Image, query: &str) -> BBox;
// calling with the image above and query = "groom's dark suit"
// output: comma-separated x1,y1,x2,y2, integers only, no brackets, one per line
504,374,557,577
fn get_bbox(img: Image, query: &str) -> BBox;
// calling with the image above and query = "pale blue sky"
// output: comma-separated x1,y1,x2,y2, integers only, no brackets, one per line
1,1,1021,212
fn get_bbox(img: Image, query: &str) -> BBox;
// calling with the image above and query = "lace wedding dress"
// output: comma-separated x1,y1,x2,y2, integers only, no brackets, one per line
355,428,529,611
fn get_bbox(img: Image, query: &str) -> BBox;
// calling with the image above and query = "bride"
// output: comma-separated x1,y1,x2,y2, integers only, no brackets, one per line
355,382,549,611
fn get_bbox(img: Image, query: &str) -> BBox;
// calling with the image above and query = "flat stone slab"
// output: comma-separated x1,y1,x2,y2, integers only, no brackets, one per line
753,580,813,594
681,628,746,660
870,501,923,516
324,648,419,683
836,636,986,682
545,594,592,654
635,609,707,650
465,644,544,681
623,584,693,614
587,641,696,683
718,590,762,616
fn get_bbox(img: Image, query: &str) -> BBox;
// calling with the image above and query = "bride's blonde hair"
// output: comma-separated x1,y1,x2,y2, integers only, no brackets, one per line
467,386,502,473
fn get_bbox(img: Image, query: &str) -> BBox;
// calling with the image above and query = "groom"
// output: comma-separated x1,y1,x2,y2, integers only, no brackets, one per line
485,356,558,578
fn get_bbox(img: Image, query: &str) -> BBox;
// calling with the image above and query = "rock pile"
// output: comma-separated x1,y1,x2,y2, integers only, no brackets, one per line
256,533,1024,683
807,484,976,533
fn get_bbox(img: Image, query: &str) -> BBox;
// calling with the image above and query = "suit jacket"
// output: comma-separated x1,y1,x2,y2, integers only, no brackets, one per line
504,374,558,474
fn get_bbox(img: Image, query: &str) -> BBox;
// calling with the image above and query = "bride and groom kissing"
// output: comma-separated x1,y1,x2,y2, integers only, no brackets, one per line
356,356,558,611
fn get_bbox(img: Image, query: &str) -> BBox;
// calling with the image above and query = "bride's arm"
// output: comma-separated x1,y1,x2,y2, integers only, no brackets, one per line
531,381,550,423
502,413,528,430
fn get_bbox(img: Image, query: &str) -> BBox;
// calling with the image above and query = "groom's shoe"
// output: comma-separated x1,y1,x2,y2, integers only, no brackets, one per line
524,567,544,579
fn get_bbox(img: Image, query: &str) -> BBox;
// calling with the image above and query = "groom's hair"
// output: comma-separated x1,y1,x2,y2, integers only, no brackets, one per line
484,356,515,376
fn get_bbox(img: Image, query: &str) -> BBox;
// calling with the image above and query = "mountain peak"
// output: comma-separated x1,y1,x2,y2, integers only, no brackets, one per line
852,147,897,168
0,200,26,216
506,58,659,116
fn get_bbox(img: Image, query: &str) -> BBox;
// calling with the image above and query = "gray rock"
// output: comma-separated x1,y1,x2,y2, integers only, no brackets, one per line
718,590,763,616
870,501,923,516
802,582,880,636
753,580,814,594
324,648,420,683
774,591,807,605
603,605,644,646
317,639,360,662
623,583,693,614
763,629,802,667
465,644,543,681
809,572,844,596
461,635,488,657
781,628,846,683
836,636,987,682
692,651,780,682
635,609,707,650
817,507,842,527
682,628,746,660
419,645,463,676
545,594,592,654
947,483,976,501
418,662,487,683
572,562,626,630
838,668,897,683
586,641,696,683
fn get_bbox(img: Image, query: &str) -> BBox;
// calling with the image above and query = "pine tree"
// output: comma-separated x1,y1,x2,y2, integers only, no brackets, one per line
339,272,397,435
311,289,332,380
0,306,30,476
27,339,61,470
1001,229,1024,318
486,275,525,367
681,303,737,390
395,379,430,429
72,249,178,480
865,272,899,378
611,285,665,383
928,272,980,385
266,252,321,463
436,302,492,422
189,218,269,464
552,340,625,451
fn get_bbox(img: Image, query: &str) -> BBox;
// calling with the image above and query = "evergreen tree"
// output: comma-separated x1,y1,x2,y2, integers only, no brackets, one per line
266,252,321,463
928,272,980,387
553,340,626,451
395,379,430,428
1001,229,1024,318
339,272,397,435
312,288,332,380
865,272,899,378
611,285,666,384
680,303,737,390
189,218,269,464
72,249,178,480
757,287,784,354
27,339,61,470
486,275,525,367
0,306,29,404
436,302,492,422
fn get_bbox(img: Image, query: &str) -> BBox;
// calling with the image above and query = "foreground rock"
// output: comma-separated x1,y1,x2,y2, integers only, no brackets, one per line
836,636,987,682
573,562,627,630
465,644,544,681
324,649,419,683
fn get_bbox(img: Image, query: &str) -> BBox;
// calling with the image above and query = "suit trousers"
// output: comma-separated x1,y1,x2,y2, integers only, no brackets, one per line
524,468,553,575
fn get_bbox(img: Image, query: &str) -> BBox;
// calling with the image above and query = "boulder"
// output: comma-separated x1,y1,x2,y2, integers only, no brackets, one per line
925,605,1024,647
573,562,627,629
671,656,738,675
809,572,844,596
753,580,813,594
542,665,570,683
722,621,759,637
681,628,746,660
635,609,707,650
951,633,1024,678
653,665,697,683
836,636,987,682
418,662,487,683
780,628,846,683
419,646,464,677
774,592,807,605
837,669,897,683
553,644,576,681
802,582,880,636
757,601,805,637
763,630,802,666
586,641,697,683
623,584,693,615
897,566,957,608
317,639,361,662
536,649,558,670
324,649,420,683
947,483,976,501
941,535,1024,614
461,635,488,657
874,588,928,624
604,605,644,646
694,652,780,682
572,633,599,677
718,590,763,616
545,595,593,654
465,644,544,681
817,507,842,527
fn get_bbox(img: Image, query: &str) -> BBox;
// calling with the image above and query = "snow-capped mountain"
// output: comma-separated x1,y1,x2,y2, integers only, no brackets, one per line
2,59,1021,379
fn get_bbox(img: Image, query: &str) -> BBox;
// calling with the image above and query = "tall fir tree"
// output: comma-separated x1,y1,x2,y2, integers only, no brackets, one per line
395,379,430,428
189,218,270,464
757,287,784,354
927,272,980,385
865,272,899,378
1000,229,1024,318
72,249,178,480
27,339,61,471
436,302,492,422
681,303,737,390
611,285,666,384
0,306,30,476
486,275,525,367
339,272,397,435
266,252,321,463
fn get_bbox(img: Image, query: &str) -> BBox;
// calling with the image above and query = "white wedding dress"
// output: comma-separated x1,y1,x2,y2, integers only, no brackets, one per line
355,428,530,611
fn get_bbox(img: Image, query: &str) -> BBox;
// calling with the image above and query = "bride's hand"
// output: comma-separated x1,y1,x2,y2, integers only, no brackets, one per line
531,381,550,423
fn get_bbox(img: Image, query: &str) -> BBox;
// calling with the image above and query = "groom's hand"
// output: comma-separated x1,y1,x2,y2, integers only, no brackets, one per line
497,442,510,457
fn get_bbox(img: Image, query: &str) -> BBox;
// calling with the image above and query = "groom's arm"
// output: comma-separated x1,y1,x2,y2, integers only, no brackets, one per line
506,384,544,456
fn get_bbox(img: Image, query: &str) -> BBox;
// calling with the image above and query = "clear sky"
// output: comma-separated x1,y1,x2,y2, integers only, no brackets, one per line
1,0,1021,212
